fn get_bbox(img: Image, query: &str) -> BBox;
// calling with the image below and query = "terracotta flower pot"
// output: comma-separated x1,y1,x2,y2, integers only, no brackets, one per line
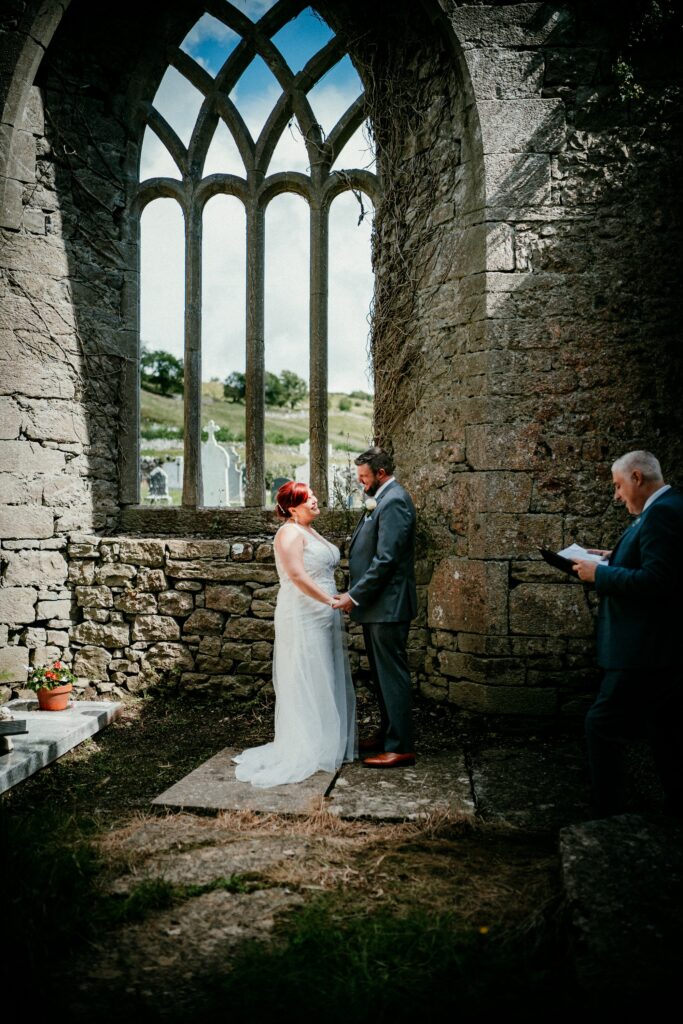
37,683,73,711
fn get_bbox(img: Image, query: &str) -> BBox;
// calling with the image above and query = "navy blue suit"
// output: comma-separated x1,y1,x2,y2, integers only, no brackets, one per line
586,487,683,816
348,480,417,753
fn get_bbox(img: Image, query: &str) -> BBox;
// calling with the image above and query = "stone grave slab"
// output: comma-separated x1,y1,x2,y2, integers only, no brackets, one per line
470,741,590,830
560,814,683,999
0,698,122,795
153,747,336,815
328,751,475,820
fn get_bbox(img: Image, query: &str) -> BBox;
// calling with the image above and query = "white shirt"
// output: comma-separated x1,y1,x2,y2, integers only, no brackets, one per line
642,483,671,513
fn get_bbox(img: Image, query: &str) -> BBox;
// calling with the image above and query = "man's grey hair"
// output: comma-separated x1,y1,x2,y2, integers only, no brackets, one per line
612,450,663,482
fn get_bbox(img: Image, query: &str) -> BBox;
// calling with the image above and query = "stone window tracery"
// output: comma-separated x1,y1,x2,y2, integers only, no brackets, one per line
133,0,379,509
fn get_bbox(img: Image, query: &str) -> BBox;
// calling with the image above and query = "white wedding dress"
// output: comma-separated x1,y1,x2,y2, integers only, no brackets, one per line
233,523,357,788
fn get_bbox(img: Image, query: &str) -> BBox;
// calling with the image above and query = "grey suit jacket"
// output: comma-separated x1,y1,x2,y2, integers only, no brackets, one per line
594,487,683,670
348,479,417,624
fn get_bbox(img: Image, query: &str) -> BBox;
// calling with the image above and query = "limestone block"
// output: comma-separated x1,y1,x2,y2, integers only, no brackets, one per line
465,423,542,472
467,48,544,99
131,615,180,642
75,586,113,609
205,585,252,614
4,550,67,587
251,601,274,619
9,129,36,183
176,581,202,592
0,645,29,682
70,622,130,648
438,650,525,686
68,561,96,585
22,209,46,234
0,504,53,538
31,645,61,667
114,591,158,614
136,568,167,591
252,641,273,661
0,398,21,439
83,609,110,624
0,441,66,475
479,100,565,156
0,177,23,230
485,153,551,207
255,543,274,561
36,599,72,620
143,643,195,671
67,540,100,558
166,540,231,559
222,642,251,662
224,618,275,641
251,586,278,603
73,646,111,681
230,542,254,562
509,583,593,637
468,512,562,559
21,626,47,647
23,86,45,135
448,680,557,715
166,560,278,585
428,557,508,635
198,636,222,657
47,630,69,646
158,591,194,616
117,539,165,566
183,609,224,635
449,4,573,48
95,564,137,586
486,223,515,272
0,474,43,505
21,400,89,444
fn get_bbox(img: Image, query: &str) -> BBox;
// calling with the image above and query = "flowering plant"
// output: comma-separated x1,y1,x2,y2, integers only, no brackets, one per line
26,659,77,692
364,497,377,517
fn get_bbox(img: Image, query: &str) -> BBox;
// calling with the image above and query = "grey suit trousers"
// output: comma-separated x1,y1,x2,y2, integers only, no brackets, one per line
362,621,414,753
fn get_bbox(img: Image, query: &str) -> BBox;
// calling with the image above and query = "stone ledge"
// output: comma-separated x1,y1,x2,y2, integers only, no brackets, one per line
0,698,122,794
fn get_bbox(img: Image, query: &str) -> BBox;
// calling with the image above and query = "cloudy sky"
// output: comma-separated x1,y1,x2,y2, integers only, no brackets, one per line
139,1,375,394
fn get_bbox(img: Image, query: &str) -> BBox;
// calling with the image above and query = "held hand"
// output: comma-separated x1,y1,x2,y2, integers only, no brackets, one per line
331,592,354,612
573,559,598,583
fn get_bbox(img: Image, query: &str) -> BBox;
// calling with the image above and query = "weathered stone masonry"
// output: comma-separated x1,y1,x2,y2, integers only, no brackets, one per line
1,2,682,718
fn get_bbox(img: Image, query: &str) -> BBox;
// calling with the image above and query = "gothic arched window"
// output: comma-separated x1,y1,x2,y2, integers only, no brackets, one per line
133,1,378,509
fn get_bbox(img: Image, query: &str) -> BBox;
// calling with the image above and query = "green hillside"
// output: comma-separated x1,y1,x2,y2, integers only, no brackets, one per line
140,384,374,498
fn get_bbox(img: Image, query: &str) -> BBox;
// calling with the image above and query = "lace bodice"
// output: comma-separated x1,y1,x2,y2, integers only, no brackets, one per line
274,523,340,585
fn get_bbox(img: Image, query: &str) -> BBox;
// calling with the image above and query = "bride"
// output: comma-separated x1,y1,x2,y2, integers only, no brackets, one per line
233,481,357,788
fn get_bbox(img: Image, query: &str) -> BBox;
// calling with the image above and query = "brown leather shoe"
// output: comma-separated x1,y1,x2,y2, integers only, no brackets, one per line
358,731,384,753
362,752,416,768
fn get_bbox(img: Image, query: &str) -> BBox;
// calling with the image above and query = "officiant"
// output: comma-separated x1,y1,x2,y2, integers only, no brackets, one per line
571,451,683,818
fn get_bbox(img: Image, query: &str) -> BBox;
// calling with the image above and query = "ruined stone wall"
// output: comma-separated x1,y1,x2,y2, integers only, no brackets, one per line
2,2,682,720
384,2,683,715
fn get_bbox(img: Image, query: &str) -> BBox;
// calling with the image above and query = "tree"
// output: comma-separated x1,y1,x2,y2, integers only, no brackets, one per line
265,371,285,407
223,371,246,403
140,347,184,396
279,370,308,409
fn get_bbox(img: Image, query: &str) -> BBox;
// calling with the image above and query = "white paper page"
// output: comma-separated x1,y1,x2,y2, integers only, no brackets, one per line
557,543,607,564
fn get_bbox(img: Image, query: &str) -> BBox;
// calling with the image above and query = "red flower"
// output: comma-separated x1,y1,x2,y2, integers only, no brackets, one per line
54,661,62,669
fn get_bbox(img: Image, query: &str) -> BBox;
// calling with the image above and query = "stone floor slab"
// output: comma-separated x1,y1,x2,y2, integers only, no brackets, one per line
470,741,591,831
152,747,336,815
0,698,122,795
328,751,475,820
560,814,683,998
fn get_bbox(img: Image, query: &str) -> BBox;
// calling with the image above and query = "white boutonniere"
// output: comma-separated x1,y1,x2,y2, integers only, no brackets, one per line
364,497,377,519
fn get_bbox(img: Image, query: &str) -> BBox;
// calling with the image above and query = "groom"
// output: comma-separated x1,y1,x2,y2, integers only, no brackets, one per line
332,447,417,768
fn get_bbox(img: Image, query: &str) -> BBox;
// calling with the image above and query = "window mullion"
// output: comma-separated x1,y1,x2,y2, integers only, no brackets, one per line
245,201,265,506
182,197,203,507
309,197,329,504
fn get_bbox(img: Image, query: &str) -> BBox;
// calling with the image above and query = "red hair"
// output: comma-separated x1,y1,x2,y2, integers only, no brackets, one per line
275,481,309,520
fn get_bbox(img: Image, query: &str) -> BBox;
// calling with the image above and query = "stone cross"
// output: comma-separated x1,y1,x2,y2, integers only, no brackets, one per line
201,420,230,506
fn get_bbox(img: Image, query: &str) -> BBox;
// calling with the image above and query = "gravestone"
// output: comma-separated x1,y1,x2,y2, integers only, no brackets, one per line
148,465,172,505
164,456,183,491
225,445,243,505
201,421,230,506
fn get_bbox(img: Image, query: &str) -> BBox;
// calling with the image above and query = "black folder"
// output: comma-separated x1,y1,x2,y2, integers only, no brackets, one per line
539,548,577,576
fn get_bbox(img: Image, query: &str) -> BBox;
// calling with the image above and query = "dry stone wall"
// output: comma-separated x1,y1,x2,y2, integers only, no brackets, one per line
2,530,429,703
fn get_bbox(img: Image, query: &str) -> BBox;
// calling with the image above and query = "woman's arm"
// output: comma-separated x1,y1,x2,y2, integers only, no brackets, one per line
275,527,335,606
